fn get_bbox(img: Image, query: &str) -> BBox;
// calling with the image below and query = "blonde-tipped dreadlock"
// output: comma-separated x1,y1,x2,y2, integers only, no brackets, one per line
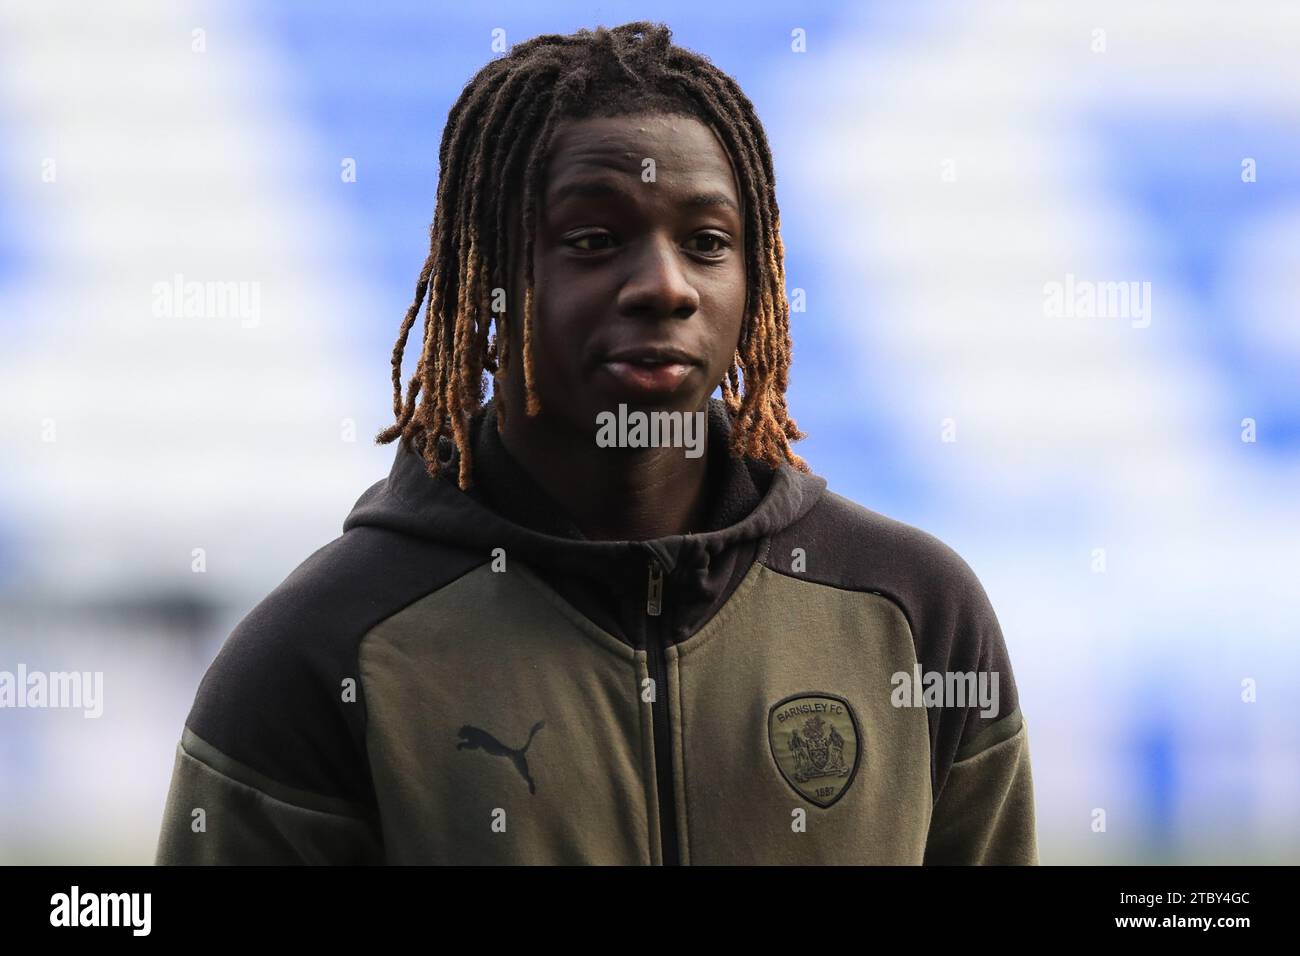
376,21,807,489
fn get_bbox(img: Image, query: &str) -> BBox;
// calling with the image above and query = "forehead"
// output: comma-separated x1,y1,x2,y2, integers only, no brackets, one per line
543,113,741,200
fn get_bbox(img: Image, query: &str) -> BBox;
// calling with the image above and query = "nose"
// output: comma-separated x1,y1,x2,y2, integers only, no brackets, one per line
615,234,700,320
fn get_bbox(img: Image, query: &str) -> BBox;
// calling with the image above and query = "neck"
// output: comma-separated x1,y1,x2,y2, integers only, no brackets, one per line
498,405,711,541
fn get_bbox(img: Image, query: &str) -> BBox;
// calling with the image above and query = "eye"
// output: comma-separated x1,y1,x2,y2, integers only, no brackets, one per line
566,231,615,252
685,232,733,257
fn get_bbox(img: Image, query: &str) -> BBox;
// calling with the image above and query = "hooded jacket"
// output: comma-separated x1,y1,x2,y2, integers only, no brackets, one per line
155,398,1037,865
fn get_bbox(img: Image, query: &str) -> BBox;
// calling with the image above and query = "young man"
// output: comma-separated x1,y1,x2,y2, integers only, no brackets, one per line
156,22,1037,865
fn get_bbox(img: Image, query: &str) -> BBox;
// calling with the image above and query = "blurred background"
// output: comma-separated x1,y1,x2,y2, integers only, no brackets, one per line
1,0,1297,863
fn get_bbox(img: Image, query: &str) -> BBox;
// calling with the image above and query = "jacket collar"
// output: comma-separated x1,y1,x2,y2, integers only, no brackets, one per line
344,397,826,589
468,397,773,540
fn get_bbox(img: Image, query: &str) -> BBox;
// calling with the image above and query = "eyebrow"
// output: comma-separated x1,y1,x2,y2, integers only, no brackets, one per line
548,179,740,214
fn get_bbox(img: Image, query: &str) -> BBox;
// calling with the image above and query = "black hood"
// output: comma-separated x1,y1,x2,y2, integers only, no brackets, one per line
343,397,826,644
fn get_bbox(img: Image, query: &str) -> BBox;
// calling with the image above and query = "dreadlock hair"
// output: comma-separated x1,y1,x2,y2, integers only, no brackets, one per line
376,20,807,489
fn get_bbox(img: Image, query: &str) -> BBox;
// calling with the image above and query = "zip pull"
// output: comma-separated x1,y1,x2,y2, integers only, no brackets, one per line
646,559,664,617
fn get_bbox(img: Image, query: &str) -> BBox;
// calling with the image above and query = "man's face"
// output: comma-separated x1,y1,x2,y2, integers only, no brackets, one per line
503,112,747,437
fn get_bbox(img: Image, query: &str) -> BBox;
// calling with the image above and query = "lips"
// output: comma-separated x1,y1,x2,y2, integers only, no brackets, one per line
602,345,702,366
597,345,701,399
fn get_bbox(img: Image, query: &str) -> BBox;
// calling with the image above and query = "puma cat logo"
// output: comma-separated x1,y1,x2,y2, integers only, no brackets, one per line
456,721,546,794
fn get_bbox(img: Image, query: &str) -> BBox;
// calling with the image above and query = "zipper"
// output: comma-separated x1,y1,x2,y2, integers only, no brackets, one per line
644,557,679,865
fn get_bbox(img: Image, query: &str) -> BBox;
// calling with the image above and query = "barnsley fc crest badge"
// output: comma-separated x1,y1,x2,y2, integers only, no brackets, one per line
768,693,861,807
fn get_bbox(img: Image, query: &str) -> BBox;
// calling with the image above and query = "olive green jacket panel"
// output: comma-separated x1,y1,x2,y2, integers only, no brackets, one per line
923,711,1038,865
359,562,658,865
667,564,932,864
156,736,383,865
